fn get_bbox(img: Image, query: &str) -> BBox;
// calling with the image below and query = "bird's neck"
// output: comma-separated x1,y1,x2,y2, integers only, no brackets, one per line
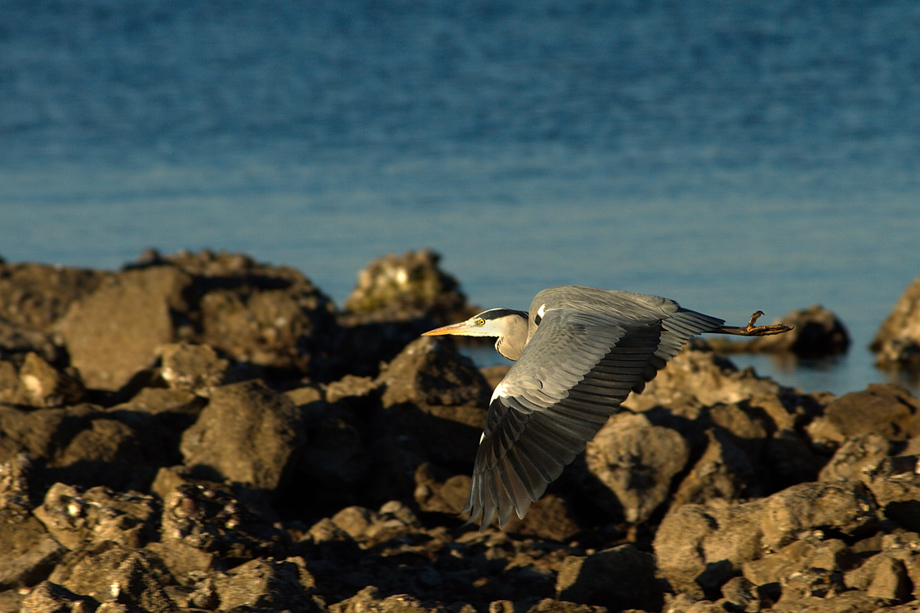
494,312,529,361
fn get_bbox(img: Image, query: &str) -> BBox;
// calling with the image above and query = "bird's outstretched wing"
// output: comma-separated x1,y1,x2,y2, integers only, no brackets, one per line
464,305,723,529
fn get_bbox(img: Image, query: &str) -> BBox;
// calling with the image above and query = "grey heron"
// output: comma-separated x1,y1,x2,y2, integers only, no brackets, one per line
422,285,792,529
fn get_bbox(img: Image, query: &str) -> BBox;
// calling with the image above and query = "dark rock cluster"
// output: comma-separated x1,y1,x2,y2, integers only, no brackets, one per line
1,249,919,613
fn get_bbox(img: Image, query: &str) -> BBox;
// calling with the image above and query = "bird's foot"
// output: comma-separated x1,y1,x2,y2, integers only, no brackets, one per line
718,311,794,336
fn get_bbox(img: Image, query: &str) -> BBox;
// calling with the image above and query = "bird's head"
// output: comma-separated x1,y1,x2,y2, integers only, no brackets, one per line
421,308,522,339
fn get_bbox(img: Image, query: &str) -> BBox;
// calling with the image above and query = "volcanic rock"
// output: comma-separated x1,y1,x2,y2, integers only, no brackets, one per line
18,580,98,613
858,455,920,532
654,499,767,599
179,379,305,492
344,249,471,323
584,411,691,524
157,342,230,395
807,384,920,448
54,266,191,391
0,456,62,591
33,483,158,551
0,262,108,331
0,316,66,369
47,545,177,612
555,544,663,611
872,275,920,370
759,481,879,550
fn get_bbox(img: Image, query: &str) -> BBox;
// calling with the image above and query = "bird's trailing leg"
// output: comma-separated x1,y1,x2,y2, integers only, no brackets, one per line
716,311,794,336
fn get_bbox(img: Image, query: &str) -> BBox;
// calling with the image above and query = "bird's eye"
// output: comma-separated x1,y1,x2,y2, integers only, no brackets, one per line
475,318,485,326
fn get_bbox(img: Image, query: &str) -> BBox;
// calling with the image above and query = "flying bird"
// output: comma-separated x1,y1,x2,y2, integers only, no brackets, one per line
422,285,792,529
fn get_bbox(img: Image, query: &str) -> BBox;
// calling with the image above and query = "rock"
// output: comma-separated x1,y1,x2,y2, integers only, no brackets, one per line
760,481,879,550
300,375,380,491
496,493,582,541
584,411,690,523
858,455,920,532
740,537,867,607
367,338,488,504
129,249,341,379
330,506,377,541
719,576,761,612
331,585,446,613
819,433,895,482
324,375,378,405
0,455,62,591
623,346,823,434
0,315,67,372
742,537,856,590
17,352,85,408
378,338,489,450
330,501,424,548
54,267,191,391
0,352,85,408
555,544,663,612
0,361,18,405
18,580,98,613
159,482,286,565
159,250,340,377
302,408,370,486
670,426,760,508
806,384,920,449
526,599,606,613
197,281,335,375
777,566,845,601
54,415,151,487
179,379,305,492
733,305,850,357
210,557,324,611
0,262,107,331
157,342,229,395
872,275,920,370
863,554,912,602
0,535,64,592
764,427,828,489
344,249,470,322
33,483,158,551
768,590,887,613
110,386,204,439
414,464,468,517
654,500,766,599
0,452,34,516
0,404,69,467
48,546,177,612
0,401,173,490
336,250,479,377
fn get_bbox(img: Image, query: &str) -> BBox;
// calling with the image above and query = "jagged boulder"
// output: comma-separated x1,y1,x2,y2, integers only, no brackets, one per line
179,380,305,492
54,266,191,391
872,275,920,370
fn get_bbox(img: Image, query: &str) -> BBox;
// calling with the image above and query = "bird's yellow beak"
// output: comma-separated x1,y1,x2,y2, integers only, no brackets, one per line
421,321,471,336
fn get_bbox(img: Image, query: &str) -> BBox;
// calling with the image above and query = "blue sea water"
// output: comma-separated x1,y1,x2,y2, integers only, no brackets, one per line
2,0,920,395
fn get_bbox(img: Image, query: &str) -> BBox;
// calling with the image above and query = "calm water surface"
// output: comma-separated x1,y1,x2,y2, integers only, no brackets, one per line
3,0,920,395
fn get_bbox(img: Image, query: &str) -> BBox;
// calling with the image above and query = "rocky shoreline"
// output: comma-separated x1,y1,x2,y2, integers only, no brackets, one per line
1,249,919,613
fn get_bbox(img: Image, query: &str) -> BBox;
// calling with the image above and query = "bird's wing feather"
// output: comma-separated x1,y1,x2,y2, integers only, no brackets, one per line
465,303,723,528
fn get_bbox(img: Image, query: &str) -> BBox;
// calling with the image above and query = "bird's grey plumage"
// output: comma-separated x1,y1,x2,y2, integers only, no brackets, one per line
421,285,792,529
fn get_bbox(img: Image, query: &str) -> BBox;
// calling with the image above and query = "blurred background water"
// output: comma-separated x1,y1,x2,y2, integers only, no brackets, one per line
2,0,920,395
